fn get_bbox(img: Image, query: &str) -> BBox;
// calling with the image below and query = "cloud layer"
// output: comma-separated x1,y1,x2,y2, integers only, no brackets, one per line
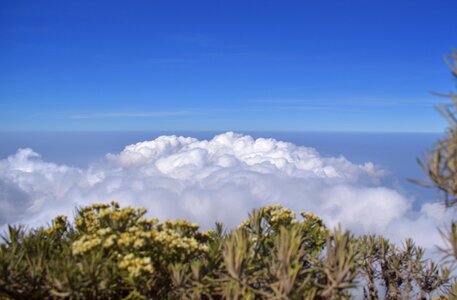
0,132,450,248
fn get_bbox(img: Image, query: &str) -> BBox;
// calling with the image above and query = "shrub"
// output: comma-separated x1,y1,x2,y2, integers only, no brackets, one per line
0,202,450,299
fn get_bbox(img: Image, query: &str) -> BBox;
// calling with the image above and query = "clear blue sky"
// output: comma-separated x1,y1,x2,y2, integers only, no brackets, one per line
1,0,456,132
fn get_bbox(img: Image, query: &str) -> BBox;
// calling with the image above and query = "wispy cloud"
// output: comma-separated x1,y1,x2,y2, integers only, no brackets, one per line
68,111,190,119
253,97,444,108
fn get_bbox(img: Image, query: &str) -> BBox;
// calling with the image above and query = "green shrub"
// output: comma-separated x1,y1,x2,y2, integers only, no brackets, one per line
0,202,450,299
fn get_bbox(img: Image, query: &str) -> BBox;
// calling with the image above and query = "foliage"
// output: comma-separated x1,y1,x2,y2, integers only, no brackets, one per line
0,202,450,299
419,50,457,299
420,50,457,208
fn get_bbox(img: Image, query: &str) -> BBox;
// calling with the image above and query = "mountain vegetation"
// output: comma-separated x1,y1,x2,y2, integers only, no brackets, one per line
0,202,451,299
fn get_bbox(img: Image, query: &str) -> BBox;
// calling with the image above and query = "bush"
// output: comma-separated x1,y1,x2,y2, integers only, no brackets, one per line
0,202,450,299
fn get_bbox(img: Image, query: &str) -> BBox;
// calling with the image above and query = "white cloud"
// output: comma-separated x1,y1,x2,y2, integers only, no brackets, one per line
0,132,450,249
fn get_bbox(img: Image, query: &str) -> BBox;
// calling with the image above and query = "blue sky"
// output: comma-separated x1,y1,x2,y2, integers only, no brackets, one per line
1,0,456,132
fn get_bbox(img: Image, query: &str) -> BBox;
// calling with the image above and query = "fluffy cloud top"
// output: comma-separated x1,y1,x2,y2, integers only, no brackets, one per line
0,132,450,248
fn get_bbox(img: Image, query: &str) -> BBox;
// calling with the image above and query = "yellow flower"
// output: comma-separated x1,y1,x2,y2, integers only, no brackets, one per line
133,238,145,249
72,235,102,255
97,228,112,236
103,234,116,248
118,232,134,247
118,254,154,278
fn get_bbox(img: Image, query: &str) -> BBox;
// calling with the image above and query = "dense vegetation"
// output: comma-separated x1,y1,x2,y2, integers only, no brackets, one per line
0,202,452,299
2,52,457,299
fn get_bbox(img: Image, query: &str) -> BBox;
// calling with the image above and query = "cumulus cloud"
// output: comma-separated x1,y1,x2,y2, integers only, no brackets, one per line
0,132,450,248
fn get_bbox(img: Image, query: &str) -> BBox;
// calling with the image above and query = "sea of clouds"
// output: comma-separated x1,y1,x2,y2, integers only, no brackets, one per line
0,132,451,248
